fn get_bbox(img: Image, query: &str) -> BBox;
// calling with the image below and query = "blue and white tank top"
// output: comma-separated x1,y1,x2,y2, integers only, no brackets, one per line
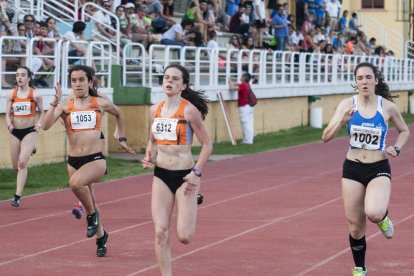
347,95,388,151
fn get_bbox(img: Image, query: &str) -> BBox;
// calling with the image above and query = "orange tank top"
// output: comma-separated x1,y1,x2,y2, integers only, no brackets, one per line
64,97,102,134
11,88,36,118
152,99,193,145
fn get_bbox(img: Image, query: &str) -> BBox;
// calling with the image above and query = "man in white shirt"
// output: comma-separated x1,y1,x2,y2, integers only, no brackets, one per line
91,0,116,41
326,0,341,32
161,19,195,47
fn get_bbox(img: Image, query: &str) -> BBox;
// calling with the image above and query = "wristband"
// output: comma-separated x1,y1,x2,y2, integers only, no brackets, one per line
118,137,127,142
394,146,400,156
192,167,202,177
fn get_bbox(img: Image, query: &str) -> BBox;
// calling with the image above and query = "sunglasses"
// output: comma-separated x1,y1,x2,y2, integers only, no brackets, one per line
18,29,25,31
25,19,34,22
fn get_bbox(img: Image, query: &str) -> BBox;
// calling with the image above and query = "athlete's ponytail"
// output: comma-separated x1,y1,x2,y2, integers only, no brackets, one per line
353,62,395,102
164,64,209,119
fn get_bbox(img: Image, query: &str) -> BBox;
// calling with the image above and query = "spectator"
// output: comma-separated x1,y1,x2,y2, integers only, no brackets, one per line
229,5,250,35
225,0,239,18
312,26,325,44
228,72,255,144
46,17,62,39
254,0,266,47
63,21,88,65
301,28,315,53
23,14,36,38
356,33,371,56
0,0,14,34
160,19,195,47
345,35,357,55
314,0,326,27
332,32,345,53
206,30,218,48
291,27,304,52
301,14,315,35
325,0,341,32
33,21,56,87
91,0,116,41
146,0,175,28
1,23,26,88
349,12,361,34
271,4,289,52
337,10,348,33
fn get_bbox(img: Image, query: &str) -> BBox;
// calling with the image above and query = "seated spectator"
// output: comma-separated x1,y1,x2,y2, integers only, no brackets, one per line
46,17,62,39
1,23,26,87
206,30,218,48
291,27,304,52
355,33,371,56
301,28,315,53
345,35,357,55
332,32,344,53
0,0,14,35
229,5,250,35
146,0,176,30
348,12,361,34
23,14,36,38
63,21,88,65
160,19,195,47
312,26,325,44
33,21,56,87
301,14,315,36
91,0,116,41
337,10,348,34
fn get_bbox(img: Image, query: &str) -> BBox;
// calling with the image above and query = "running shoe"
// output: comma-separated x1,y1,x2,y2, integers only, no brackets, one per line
10,197,20,208
377,216,394,239
96,230,109,257
72,204,83,219
197,193,204,205
86,210,99,238
352,266,367,276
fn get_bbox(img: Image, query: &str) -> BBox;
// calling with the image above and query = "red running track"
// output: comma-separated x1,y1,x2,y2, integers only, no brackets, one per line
1,126,413,276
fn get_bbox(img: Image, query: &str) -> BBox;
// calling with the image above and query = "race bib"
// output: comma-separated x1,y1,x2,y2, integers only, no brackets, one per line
13,101,31,116
350,125,382,150
152,118,178,141
70,111,97,130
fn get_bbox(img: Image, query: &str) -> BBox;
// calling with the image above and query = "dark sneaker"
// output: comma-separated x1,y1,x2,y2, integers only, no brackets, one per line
72,204,83,219
96,231,109,257
197,193,204,205
86,211,99,238
11,197,21,208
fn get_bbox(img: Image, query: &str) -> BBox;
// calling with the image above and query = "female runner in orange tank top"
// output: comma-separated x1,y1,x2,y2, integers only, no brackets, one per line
5,66,45,208
42,65,135,257
142,64,213,276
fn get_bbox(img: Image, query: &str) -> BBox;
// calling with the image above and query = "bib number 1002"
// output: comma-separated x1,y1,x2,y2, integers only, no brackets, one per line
352,132,379,145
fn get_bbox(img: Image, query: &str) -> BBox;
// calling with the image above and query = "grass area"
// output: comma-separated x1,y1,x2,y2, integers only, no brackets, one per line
1,113,413,201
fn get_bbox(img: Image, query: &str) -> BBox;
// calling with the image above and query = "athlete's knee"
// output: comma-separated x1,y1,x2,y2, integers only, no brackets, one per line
177,231,193,244
348,223,365,239
17,159,28,170
69,177,82,191
154,226,169,245
366,209,384,223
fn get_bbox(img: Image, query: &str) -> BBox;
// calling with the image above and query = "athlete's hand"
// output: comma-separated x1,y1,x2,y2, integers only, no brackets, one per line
341,104,356,123
385,146,399,158
119,141,136,154
141,158,154,169
52,82,62,105
182,172,200,196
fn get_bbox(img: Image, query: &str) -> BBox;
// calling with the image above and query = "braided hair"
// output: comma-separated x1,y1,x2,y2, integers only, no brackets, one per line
164,64,209,119
68,65,99,97
353,62,395,102
14,66,35,88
